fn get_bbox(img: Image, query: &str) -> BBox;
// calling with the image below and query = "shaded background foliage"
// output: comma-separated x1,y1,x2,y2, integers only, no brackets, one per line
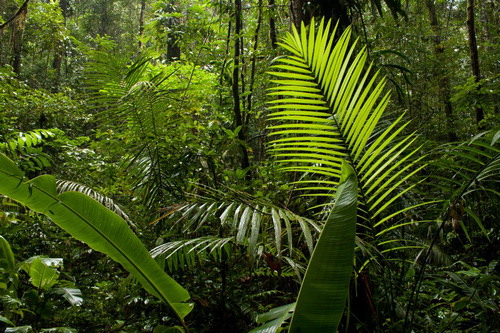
0,0,498,332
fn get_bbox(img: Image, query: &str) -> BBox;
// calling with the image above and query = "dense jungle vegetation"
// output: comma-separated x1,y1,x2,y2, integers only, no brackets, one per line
0,0,499,332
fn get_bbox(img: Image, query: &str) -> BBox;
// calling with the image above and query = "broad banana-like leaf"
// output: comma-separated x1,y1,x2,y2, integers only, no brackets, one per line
290,161,357,332
0,153,193,321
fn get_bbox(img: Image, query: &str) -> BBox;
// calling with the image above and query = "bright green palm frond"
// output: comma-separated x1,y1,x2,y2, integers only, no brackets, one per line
267,18,423,230
450,130,499,197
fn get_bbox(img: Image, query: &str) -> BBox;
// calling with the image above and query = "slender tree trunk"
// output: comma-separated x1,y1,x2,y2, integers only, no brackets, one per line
138,0,146,49
52,0,71,92
316,0,351,33
268,0,277,49
289,0,304,30
52,51,62,91
98,0,109,35
232,0,250,171
290,0,350,34
425,0,457,141
219,21,232,105
232,0,243,130
247,0,262,114
0,2,4,66
466,0,484,129
165,1,180,61
479,0,499,116
59,0,70,18
9,0,29,77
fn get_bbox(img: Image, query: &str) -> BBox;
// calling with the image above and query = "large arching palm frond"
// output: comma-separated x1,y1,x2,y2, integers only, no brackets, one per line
87,56,186,206
86,53,215,209
267,18,426,239
150,190,320,266
427,129,499,240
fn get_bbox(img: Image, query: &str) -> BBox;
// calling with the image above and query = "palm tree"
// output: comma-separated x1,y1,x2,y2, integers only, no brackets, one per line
257,17,499,332
256,18,428,331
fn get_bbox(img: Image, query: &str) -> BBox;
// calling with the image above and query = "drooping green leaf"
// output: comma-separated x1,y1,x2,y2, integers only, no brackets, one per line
250,303,295,333
5,327,33,333
0,152,193,321
55,287,83,306
0,236,16,271
290,161,357,332
39,328,77,333
0,315,14,327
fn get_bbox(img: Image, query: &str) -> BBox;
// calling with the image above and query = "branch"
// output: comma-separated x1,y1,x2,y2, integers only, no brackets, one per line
0,0,30,30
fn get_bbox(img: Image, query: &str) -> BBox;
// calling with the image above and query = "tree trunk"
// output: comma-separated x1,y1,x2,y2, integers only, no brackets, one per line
98,0,109,36
165,1,180,61
52,0,71,92
466,0,484,129
59,0,70,19
290,0,350,34
232,0,250,172
424,0,457,141
268,0,277,49
289,0,304,30
247,0,262,114
138,0,146,49
8,0,29,77
315,0,351,34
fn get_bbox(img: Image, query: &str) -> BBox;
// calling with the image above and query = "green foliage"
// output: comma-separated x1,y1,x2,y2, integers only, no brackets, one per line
155,191,319,260
249,303,295,333
0,152,193,323
0,0,498,331
397,261,500,332
0,236,82,330
85,46,219,209
290,161,357,332
451,76,500,129
428,129,499,240
22,0,68,89
0,65,90,137
267,19,423,228
0,129,55,173
23,257,61,290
